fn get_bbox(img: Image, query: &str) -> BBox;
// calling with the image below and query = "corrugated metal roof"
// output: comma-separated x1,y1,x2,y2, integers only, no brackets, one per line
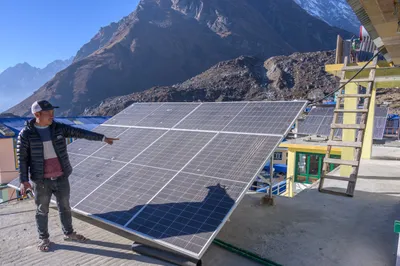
0,116,110,138
346,0,400,65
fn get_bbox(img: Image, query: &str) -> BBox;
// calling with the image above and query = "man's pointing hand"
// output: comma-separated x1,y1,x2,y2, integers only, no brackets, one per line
104,137,119,145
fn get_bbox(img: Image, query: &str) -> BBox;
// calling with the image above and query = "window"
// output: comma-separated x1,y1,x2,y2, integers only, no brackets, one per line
274,152,283,161
295,152,340,184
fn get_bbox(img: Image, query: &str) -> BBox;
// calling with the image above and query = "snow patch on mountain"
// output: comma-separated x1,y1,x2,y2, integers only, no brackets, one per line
293,0,360,34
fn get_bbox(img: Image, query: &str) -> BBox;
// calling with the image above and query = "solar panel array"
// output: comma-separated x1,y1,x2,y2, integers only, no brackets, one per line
297,105,388,140
8,101,307,259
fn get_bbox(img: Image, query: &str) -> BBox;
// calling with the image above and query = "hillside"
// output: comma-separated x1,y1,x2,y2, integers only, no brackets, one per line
7,0,351,116
83,50,339,116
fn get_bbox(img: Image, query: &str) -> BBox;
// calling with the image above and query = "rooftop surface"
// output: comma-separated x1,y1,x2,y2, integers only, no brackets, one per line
1,146,399,266
0,197,261,265
218,146,400,266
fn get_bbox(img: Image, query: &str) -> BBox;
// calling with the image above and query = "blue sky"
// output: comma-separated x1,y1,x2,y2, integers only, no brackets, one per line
0,0,139,73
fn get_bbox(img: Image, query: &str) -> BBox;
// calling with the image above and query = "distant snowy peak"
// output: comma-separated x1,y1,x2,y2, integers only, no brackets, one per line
293,0,360,34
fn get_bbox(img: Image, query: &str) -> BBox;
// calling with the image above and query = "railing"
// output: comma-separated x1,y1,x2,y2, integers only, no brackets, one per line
249,175,288,196
384,127,400,139
335,35,384,64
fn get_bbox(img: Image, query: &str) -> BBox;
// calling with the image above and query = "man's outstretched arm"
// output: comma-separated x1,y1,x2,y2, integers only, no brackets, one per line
60,124,119,144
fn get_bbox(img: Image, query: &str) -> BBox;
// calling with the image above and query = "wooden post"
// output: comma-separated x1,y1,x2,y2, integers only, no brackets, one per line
335,35,344,64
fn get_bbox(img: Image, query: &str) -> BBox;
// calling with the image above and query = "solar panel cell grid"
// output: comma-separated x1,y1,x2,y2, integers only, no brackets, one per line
67,126,128,156
90,128,167,163
182,134,282,182
67,157,126,207
223,102,305,135
297,106,388,140
131,131,216,171
136,103,201,128
126,172,245,254
104,103,164,126
174,102,247,131
75,164,177,226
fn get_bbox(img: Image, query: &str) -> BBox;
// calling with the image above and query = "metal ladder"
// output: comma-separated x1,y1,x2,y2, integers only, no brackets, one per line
318,51,378,197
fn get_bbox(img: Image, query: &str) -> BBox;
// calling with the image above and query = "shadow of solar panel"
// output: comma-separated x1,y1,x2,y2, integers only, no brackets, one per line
67,126,128,156
104,103,164,126
135,103,201,128
182,134,282,182
174,102,247,131
126,172,245,255
223,101,306,135
132,131,216,171
75,164,177,226
67,157,125,207
90,128,167,163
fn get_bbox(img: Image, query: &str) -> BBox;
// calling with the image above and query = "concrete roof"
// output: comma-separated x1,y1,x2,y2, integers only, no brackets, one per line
217,147,400,266
0,199,261,265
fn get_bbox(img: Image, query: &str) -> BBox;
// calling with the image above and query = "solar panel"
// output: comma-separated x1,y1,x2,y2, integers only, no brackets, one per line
126,172,245,255
181,134,282,183
222,101,306,135
67,126,128,155
131,131,216,171
373,106,389,139
8,100,307,259
297,115,325,136
174,102,247,131
67,157,126,207
135,103,200,128
103,103,163,126
89,128,167,163
75,164,177,226
297,105,388,140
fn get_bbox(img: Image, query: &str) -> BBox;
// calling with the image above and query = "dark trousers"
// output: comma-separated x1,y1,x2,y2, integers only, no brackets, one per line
32,176,73,239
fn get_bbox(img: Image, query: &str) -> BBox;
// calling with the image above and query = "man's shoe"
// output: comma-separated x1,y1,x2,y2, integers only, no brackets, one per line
37,238,51,252
63,232,88,242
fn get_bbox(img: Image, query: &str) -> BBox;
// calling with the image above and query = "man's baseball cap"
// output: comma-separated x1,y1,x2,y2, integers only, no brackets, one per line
31,100,59,114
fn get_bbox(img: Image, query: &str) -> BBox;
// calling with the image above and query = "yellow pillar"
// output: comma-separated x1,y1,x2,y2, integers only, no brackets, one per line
361,86,376,159
286,149,296,197
340,83,358,176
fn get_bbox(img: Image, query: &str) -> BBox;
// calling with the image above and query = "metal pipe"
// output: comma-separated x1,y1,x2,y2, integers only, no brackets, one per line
269,156,273,199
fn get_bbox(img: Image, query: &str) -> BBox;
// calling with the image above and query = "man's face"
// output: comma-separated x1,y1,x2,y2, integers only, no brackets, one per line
35,110,54,125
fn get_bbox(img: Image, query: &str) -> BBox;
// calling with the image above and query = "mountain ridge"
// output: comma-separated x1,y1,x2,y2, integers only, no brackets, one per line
293,0,360,34
0,57,73,112
7,0,351,116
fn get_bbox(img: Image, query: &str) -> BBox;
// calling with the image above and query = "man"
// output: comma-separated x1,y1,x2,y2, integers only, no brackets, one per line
17,100,119,252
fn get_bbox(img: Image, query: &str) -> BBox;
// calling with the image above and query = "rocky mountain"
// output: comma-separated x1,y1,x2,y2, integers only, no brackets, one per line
0,57,73,112
293,0,360,34
84,49,400,116
7,0,351,117
83,50,339,116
